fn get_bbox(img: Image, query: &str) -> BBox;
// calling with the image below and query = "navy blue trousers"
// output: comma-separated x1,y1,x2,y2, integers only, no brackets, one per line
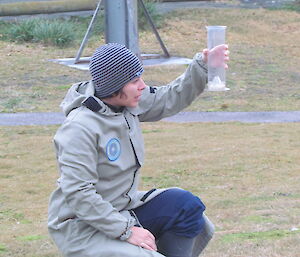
133,188,206,239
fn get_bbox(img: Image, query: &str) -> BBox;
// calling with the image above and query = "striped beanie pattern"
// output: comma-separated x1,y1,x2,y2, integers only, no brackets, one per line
89,43,144,99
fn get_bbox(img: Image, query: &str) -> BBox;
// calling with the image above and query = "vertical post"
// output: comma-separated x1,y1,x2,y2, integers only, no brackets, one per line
105,0,140,56
105,0,127,46
126,0,140,58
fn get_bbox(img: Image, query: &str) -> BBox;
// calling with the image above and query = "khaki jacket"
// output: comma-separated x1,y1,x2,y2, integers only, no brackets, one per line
48,53,212,257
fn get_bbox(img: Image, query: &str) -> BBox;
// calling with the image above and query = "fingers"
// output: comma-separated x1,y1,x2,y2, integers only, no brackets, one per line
144,229,155,241
202,44,229,65
211,44,227,52
202,48,209,63
202,48,209,55
223,45,230,68
140,239,157,251
140,242,152,251
127,227,157,251
142,231,157,251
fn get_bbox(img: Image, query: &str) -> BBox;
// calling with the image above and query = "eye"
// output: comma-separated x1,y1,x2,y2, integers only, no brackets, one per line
132,78,140,83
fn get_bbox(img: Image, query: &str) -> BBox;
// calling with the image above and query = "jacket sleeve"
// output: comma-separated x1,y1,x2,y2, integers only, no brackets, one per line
135,53,207,122
54,121,135,239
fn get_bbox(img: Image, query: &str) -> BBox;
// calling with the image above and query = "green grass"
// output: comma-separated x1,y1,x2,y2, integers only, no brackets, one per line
32,20,76,47
0,122,299,256
0,244,7,253
279,0,300,12
2,18,76,47
241,215,275,224
17,235,46,242
221,229,300,243
5,19,36,42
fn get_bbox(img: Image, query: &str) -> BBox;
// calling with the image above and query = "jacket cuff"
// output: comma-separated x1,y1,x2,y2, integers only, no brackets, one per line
118,217,136,241
194,53,208,73
119,227,133,241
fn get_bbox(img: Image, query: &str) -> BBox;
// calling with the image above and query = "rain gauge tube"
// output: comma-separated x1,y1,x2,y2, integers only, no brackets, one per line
206,26,229,91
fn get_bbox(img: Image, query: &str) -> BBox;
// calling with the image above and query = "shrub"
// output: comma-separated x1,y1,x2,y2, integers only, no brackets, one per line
6,18,37,42
4,18,76,47
32,20,75,47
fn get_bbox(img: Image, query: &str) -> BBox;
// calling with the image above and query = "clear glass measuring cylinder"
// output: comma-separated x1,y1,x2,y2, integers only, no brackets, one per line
206,26,229,91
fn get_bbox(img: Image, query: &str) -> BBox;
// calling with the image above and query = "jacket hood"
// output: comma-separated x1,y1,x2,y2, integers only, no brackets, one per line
60,81,117,117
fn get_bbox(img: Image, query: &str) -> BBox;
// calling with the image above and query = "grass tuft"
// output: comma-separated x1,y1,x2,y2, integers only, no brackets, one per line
3,98,22,110
3,18,76,47
17,235,45,242
0,244,6,252
221,229,300,243
281,0,300,12
138,0,164,30
0,209,32,225
6,19,36,42
32,20,75,47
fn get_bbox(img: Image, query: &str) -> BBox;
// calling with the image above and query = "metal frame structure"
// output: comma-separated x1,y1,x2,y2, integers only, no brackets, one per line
74,0,169,64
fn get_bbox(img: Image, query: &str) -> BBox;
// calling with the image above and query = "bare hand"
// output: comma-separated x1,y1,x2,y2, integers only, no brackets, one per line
126,226,157,251
203,44,229,68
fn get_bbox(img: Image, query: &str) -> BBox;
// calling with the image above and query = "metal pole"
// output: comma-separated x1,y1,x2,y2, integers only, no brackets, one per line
126,0,140,57
138,0,170,58
74,0,103,64
105,0,127,46
105,0,140,57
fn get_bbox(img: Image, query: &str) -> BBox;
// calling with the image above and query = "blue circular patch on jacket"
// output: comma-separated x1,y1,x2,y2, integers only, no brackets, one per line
106,138,121,161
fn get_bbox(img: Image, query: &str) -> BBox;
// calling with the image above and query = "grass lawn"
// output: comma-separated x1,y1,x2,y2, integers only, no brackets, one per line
0,122,299,257
0,5,300,257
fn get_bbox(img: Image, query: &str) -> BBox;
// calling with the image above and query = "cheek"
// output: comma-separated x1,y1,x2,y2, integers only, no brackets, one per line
121,83,138,99
126,86,137,96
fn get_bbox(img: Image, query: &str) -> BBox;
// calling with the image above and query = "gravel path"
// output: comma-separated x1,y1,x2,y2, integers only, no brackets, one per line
1,111,300,126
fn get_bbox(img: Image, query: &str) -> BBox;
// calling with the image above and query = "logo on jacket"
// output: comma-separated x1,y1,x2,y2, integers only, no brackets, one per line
106,138,121,161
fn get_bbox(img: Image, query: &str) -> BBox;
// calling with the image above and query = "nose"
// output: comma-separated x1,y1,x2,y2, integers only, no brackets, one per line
138,78,146,91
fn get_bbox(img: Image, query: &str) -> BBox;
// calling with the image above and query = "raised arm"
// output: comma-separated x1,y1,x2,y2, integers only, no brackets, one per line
135,53,207,122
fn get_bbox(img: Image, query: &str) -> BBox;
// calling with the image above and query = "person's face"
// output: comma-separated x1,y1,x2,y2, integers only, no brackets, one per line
116,77,146,107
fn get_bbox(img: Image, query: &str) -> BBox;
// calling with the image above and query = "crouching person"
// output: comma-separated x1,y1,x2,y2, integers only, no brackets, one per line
48,43,229,257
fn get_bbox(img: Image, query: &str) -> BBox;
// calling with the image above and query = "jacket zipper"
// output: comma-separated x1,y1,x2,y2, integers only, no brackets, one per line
123,114,139,205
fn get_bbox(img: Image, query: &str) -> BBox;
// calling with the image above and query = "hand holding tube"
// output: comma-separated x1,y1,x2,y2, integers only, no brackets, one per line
202,44,230,68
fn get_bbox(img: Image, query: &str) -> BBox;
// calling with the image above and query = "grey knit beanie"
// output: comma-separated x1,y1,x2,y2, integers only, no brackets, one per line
89,43,144,99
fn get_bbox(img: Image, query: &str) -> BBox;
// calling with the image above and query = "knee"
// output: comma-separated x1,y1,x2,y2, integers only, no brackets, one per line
191,215,215,257
178,190,206,216
202,213,215,239
171,190,207,237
